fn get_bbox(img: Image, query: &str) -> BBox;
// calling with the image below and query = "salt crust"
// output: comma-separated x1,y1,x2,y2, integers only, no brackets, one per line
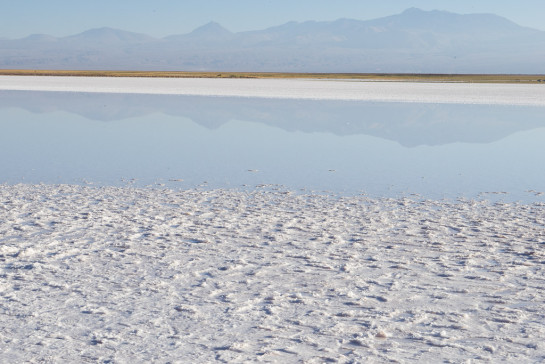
1,75,545,105
1,183,545,362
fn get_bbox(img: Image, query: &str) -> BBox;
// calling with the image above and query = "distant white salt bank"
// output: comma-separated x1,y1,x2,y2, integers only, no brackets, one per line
1,75,545,105
2,183,545,362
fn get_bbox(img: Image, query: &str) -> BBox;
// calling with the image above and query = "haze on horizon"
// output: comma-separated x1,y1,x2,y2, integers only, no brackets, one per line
2,0,544,39
2,6,545,74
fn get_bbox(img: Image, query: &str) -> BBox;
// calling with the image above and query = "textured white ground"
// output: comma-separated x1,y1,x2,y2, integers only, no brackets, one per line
1,75,545,105
1,183,545,363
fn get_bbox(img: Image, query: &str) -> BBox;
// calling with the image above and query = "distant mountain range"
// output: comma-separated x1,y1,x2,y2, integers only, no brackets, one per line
1,8,545,73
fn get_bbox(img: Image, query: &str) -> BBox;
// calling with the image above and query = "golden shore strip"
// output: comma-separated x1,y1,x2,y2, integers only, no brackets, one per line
1,69,545,83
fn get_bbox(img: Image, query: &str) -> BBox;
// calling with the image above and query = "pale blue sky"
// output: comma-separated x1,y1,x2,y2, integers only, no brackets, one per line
2,0,544,39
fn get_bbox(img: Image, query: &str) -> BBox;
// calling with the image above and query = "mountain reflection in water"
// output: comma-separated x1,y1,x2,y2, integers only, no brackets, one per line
1,91,544,201
2,90,545,147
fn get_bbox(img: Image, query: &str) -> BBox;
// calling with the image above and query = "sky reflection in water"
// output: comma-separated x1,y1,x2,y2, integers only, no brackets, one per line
1,91,544,201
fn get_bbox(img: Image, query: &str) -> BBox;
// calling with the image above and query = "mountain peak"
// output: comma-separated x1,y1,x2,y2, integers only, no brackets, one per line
403,7,424,14
401,7,450,15
190,22,232,36
75,27,127,36
66,27,156,43
165,22,233,42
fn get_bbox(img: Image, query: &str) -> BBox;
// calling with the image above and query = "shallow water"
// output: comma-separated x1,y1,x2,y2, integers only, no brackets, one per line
1,90,545,201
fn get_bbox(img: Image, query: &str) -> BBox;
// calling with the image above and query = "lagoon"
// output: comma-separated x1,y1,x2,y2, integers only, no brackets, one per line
1,85,544,201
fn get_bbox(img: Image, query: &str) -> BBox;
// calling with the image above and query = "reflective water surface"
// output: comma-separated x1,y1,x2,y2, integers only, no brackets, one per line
1,90,544,201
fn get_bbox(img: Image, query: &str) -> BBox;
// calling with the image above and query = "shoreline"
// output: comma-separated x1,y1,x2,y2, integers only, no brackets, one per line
2,75,545,105
3,180,544,205
1,69,544,84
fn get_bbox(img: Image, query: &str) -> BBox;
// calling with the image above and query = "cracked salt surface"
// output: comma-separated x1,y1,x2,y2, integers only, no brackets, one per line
1,184,545,362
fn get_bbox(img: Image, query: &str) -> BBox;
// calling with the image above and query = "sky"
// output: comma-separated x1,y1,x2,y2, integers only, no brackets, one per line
2,0,545,39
